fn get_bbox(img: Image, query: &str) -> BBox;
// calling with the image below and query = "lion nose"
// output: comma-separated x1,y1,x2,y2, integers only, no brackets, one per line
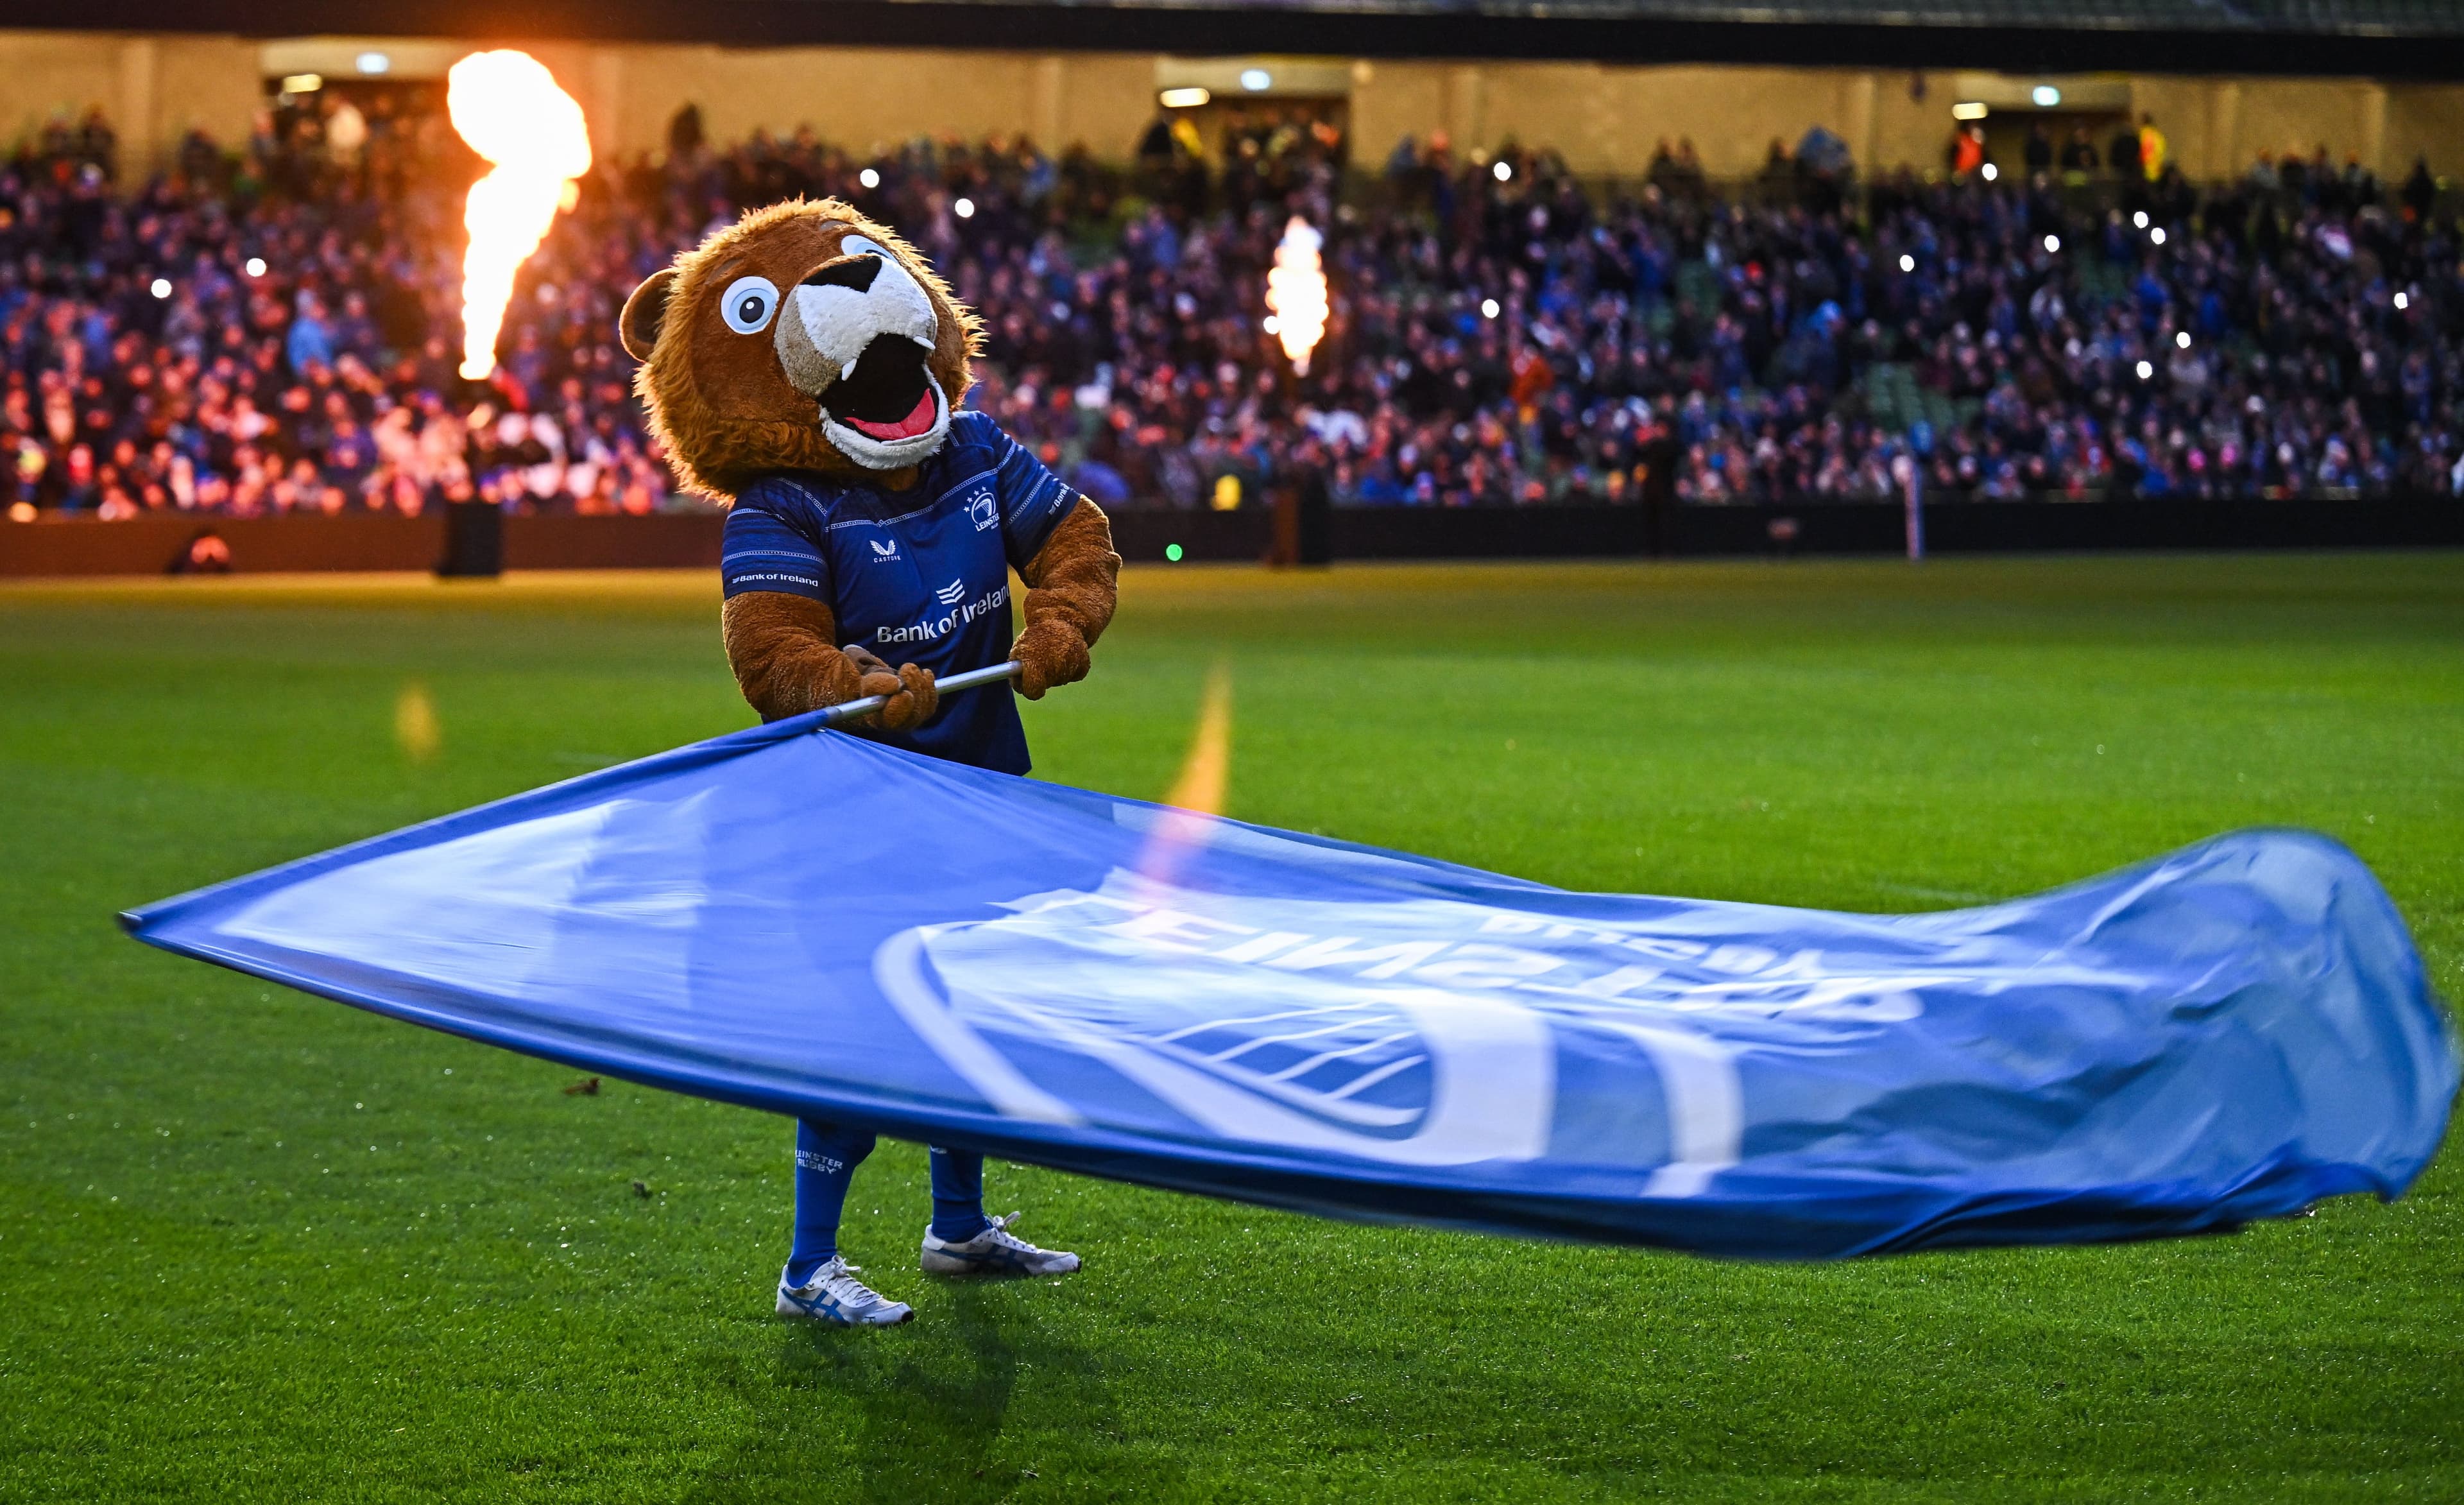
801,256,882,294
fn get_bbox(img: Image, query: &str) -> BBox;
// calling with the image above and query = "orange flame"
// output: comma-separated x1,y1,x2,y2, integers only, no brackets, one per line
1265,218,1327,375
447,51,591,381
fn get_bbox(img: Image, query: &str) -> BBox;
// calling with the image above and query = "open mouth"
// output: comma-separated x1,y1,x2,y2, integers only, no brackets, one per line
826,336,937,442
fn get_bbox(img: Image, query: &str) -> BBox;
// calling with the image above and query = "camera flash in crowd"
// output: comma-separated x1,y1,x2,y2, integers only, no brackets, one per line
2177,331,2192,348
2394,291,2410,311
149,278,171,299
244,257,266,278
1898,254,1915,272
2044,234,2060,253
859,168,880,189
1981,163,1998,181
1481,298,1500,320
1493,160,1512,182
954,197,976,219
2136,359,2154,379
2134,211,2150,228
2151,227,2167,245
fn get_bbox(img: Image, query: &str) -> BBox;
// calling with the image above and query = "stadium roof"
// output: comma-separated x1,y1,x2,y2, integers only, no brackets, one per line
33,0,2464,76
1038,0,2464,30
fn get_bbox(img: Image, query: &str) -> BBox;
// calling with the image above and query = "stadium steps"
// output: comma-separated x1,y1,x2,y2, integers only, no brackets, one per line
1854,363,1981,440
1675,261,1723,311
2074,257,2132,312
1860,363,1921,433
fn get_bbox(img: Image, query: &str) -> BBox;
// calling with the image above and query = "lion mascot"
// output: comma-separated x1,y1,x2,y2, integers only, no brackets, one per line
619,200,1116,1325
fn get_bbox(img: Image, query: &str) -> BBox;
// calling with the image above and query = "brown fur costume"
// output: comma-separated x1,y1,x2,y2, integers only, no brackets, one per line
618,200,1117,728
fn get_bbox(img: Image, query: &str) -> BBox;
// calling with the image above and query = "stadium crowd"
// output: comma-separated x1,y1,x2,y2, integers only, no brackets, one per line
0,93,2458,520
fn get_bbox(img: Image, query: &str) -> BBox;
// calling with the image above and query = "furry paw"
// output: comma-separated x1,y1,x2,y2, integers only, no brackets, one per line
842,644,936,730
1012,617,1090,700
880,662,938,730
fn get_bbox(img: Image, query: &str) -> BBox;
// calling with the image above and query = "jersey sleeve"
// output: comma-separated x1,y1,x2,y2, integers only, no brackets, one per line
719,501,832,603
971,413,1082,569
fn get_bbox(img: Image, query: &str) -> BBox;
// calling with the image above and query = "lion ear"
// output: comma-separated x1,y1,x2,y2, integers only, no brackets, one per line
619,269,678,361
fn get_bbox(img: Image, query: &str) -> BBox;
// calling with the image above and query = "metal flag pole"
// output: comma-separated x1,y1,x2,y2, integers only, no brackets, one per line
819,660,1022,728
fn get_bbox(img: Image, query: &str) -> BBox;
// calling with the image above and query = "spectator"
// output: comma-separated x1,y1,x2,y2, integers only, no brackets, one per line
2059,128,2099,176
2109,119,2142,182
285,296,336,377
327,96,368,169
2402,156,2436,223
1795,124,1853,213
2137,114,2168,183
1949,123,1986,178
0,103,2453,525
668,102,705,162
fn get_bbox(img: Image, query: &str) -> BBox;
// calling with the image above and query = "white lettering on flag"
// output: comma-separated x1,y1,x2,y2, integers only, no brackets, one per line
859,869,1971,1187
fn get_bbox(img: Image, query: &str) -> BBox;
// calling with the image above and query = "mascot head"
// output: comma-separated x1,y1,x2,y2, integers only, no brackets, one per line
619,200,982,499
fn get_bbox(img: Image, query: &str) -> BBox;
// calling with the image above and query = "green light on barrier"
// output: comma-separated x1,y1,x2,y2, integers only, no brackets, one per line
1165,544,1184,562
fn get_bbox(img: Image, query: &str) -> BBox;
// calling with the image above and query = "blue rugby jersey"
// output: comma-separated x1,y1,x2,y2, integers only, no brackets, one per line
719,412,1081,774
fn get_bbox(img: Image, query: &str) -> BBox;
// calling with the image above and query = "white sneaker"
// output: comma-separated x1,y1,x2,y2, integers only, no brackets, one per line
774,1257,913,1325
920,1211,1082,1277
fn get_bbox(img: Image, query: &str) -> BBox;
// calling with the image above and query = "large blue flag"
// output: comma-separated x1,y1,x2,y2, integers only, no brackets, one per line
124,710,2455,1258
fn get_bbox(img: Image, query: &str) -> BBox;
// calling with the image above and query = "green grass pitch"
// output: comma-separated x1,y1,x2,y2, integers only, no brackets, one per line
2,553,2458,1502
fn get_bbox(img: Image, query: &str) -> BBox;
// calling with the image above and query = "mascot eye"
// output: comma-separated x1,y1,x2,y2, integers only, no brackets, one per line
719,275,781,335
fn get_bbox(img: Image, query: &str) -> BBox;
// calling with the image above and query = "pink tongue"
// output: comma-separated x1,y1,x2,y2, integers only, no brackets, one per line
846,388,936,441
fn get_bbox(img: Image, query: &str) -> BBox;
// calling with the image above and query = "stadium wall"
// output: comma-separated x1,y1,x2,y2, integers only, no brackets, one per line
579,46,1161,169
4,30,2461,184
0,31,259,164
1103,503,2464,560
7,506,2458,578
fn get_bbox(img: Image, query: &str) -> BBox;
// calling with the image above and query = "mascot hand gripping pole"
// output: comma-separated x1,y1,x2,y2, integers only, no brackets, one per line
619,201,1117,1323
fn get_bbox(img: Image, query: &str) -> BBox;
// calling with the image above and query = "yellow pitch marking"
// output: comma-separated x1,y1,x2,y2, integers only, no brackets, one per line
395,681,441,762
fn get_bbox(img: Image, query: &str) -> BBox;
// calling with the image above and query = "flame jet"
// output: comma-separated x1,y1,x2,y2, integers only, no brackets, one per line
448,51,591,381
1265,217,1327,375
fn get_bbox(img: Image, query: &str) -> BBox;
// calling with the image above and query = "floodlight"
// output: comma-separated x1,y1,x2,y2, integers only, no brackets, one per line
1159,87,1210,109
281,74,323,94
2032,85,2060,107
357,52,391,75
1951,101,1987,121
1240,69,1271,92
